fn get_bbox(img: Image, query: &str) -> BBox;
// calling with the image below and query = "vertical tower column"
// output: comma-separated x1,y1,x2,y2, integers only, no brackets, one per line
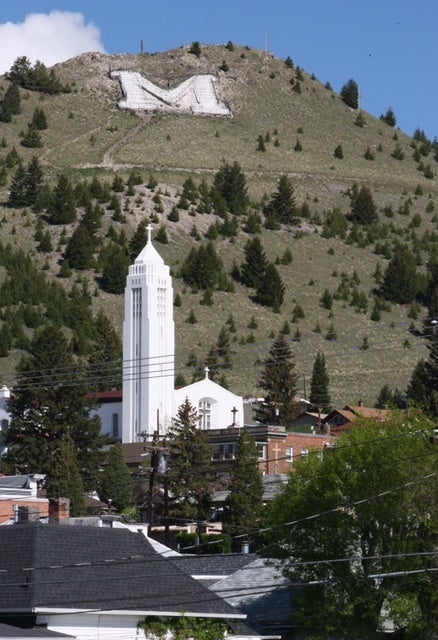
122,228,174,442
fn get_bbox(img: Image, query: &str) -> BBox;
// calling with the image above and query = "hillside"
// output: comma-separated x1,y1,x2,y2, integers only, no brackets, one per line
0,43,436,407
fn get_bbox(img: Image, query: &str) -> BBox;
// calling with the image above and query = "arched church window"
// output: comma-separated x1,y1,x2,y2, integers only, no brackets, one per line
198,400,211,429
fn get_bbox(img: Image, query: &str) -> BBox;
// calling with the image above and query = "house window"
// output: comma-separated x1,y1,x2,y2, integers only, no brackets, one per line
256,442,267,460
198,400,211,429
0,419,8,431
301,447,309,461
112,413,119,439
285,447,294,462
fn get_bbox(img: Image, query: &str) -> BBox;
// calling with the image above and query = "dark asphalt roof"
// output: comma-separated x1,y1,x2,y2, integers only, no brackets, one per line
0,624,72,639
0,523,241,618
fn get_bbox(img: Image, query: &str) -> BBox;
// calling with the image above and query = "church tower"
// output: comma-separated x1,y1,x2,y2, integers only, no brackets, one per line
122,225,174,442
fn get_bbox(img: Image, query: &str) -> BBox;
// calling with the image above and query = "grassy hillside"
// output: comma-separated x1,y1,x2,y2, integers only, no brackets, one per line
0,44,436,406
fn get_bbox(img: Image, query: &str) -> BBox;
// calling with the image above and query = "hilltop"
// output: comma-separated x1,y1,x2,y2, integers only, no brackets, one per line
0,43,436,407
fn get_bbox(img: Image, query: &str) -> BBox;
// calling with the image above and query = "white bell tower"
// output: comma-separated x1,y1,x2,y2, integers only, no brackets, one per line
122,225,175,442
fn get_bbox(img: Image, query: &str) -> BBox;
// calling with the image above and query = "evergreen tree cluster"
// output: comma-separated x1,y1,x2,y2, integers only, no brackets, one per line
239,237,285,312
180,241,229,291
8,56,71,94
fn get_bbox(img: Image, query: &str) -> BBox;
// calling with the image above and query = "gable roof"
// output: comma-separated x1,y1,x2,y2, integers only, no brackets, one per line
0,524,242,618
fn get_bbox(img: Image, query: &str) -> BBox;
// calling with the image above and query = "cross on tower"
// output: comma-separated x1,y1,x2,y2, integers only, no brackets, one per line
146,223,153,243
231,406,238,427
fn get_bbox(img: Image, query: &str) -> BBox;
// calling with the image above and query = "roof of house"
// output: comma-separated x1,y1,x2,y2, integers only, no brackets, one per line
0,523,242,618
209,558,293,635
170,553,258,583
0,624,72,639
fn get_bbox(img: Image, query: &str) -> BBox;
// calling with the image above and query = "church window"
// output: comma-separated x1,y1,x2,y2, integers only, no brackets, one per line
285,447,294,462
198,400,211,429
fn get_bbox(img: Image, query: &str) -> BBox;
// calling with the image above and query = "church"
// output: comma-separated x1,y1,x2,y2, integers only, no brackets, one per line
116,225,243,443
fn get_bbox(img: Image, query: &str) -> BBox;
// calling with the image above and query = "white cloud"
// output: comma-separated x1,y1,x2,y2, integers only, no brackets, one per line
0,11,105,74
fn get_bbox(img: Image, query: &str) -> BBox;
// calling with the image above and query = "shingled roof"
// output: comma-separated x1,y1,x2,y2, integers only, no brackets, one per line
0,523,242,618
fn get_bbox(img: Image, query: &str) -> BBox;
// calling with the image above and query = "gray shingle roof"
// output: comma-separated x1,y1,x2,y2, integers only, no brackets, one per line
0,624,72,639
170,553,258,578
0,524,241,618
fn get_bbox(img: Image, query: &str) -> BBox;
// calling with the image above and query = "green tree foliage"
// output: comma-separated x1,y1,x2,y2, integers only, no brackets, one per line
263,174,297,225
64,224,95,269
0,82,21,122
47,174,76,224
255,263,285,312
334,144,344,159
88,310,123,390
340,78,359,109
31,107,48,130
189,41,202,57
99,443,133,511
8,56,69,94
256,333,300,426
309,352,331,411
407,334,438,415
20,124,43,149
264,414,438,639
380,107,397,127
7,156,44,209
349,186,378,225
3,324,105,491
168,398,213,520
240,237,268,289
322,208,348,239
212,161,248,215
181,242,225,290
381,245,419,304
223,430,263,541
46,435,86,517
101,243,130,294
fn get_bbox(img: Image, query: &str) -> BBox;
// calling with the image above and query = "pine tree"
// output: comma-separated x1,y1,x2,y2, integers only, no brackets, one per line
340,78,359,109
99,443,133,511
263,174,297,224
213,161,248,215
380,107,396,127
240,237,268,289
101,243,130,294
256,263,285,312
256,333,300,426
223,430,263,542
64,224,95,269
47,173,76,224
381,245,418,304
46,435,86,516
0,82,21,122
309,352,331,411
7,163,27,207
349,186,378,225
89,310,123,390
21,124,43,148
31,107,48,130
168,398,213,520
3,324,105,491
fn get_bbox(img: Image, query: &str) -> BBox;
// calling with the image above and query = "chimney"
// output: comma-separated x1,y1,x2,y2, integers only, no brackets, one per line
49,497,70,522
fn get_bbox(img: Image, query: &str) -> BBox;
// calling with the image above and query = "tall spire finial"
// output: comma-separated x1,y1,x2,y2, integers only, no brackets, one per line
204,366,210,379
146,223,153,243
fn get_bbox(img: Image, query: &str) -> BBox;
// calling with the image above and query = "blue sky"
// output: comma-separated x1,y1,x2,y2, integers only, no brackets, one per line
0,1,436,139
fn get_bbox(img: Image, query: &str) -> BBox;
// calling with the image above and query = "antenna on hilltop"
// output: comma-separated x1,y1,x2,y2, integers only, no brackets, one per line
264,32,268,57
140,39,144,54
